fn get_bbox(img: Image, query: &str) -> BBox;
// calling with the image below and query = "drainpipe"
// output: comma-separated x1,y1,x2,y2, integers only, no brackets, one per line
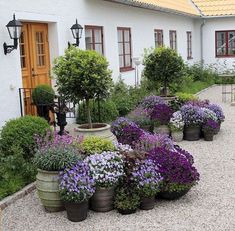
200,19,206,66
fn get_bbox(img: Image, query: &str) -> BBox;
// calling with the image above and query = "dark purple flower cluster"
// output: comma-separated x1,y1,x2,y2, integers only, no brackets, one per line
150,103,173,125
206,104,225,122
148,147,200,188
111,117,133,138
202,118,219,133
59,161,95,203
140,95,165,111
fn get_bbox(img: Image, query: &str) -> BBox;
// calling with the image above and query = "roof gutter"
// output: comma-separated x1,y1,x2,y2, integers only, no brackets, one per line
104,0,200,18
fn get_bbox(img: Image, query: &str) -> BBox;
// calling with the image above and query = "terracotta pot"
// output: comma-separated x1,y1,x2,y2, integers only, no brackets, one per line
171,131,183,142
36,169,64,212
204,131,214,141
140,197,155,210
64,201,88,222
75,123,117,142
117,208,137,215
91,187,115,212
184,126,201,141
154,124,170,135
158,188,190,200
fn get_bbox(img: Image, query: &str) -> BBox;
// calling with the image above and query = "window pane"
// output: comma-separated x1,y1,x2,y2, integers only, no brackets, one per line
95,44,103,54
228,31,235,55
125,55,131,67
118,30,123,42
124,30,130,42
85,29,92,49
119,55,124,68
124,42,130,54
118,43,123,55
217,32,226,55
94,29,102,43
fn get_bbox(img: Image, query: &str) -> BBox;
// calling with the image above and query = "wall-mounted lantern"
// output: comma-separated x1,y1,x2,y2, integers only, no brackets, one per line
70,19,83,47
3,14,22,55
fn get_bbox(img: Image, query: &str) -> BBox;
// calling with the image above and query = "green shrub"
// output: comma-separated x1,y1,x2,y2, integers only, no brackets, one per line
0,116,50,159
176,92,198,103
81,136,115,155
32,84,55,105
77,100,119,124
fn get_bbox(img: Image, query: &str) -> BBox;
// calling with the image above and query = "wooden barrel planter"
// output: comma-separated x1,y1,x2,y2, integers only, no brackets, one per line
36,169,64,212
75,123,117,142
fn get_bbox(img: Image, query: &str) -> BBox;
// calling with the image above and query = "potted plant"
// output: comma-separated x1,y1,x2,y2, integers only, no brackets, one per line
206,104,225,134
149,146,200,200
169,111,185,142
53,47,114,140
131,158,162,210
33,132,81,212
59,161,95,222
202,119,219,141
143,47,185,97
181,104,203,141
114,185,140,215
32,84,55,122
150,103,173,135
85,151,124,212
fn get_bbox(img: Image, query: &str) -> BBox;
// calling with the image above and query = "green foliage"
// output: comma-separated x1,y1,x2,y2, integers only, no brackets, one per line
164,183,192,193
0,146,36,200
143,47,185,95
33,146,81,171
76,100,119,124
81,136,115,155
176,92,198,102
0,116,50,160
32,84,55,105
114,186,140,210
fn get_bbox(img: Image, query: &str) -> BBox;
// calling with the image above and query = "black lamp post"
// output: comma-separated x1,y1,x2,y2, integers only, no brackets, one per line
70,19,83,47
3,14,22,55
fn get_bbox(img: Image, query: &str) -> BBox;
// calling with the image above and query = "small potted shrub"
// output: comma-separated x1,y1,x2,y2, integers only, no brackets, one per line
32,84,55,122
150,103,173,135
181,104,203,141
131,158,162,210
33,132,81,212
202,119,219,141
169,111,185,142
149,146,200,200
59,161,95,222
114,185,140,215
85,151,124,212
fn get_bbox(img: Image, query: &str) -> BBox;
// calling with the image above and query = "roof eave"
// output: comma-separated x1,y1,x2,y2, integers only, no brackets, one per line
202,14,235,18
104,0,201,18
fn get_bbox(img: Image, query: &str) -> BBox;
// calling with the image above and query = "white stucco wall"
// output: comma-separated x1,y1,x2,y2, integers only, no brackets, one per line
0,0,201,126
202,17,235,72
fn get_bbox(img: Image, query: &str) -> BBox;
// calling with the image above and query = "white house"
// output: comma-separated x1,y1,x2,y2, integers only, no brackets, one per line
0,0,235,127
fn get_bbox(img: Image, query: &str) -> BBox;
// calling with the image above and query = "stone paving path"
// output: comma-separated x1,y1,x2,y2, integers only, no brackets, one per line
2,85,235,231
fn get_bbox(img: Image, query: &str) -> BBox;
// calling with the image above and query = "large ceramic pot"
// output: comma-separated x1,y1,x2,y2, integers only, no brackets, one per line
91,187,115,212
36,169,64,212
140,197,155,210
204,131,214,141
184,126,201,141
171,131,183,142
117,208,137,215
154,124,170,135
75,123,116,142
158,188,190,200
64,201,88,222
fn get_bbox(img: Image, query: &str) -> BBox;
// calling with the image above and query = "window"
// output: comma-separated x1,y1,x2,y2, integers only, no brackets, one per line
117,27,132,72
187,31,192,59
216,31,235,57
154,29,163,48
169,30,177,50
85,26,104,55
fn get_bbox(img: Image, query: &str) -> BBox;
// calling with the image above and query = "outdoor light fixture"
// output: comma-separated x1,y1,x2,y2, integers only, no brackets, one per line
3,14,22,55
70,19,83,47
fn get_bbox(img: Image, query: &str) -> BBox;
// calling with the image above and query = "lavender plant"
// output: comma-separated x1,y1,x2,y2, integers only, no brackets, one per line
85,151,124,188
169,111,185,132
131,158,162,197
59,161,95,202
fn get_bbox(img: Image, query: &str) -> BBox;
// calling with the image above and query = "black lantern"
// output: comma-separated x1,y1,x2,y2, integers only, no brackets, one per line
3,14,22,55
70,19,83,47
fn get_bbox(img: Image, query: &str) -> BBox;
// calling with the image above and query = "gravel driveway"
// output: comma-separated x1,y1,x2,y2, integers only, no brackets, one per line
2,85,235,231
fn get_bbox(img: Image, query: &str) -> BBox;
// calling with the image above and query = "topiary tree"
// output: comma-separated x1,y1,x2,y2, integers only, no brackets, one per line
53,47,112,128
143,47,185,96
32,84,55,105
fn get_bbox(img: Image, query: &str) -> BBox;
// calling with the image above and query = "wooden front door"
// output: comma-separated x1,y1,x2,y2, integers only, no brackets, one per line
19,23,51,115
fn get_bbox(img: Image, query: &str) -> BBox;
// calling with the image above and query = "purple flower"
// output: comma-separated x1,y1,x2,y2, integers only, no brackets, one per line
202,119,219,133
140,95,165,112
185,99,210,107
181,104,204,126
127,106,152,126
150,104,173,125
206,104,225,122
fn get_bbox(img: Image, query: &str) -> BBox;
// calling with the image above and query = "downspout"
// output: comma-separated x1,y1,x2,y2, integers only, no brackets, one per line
200,18,206,65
